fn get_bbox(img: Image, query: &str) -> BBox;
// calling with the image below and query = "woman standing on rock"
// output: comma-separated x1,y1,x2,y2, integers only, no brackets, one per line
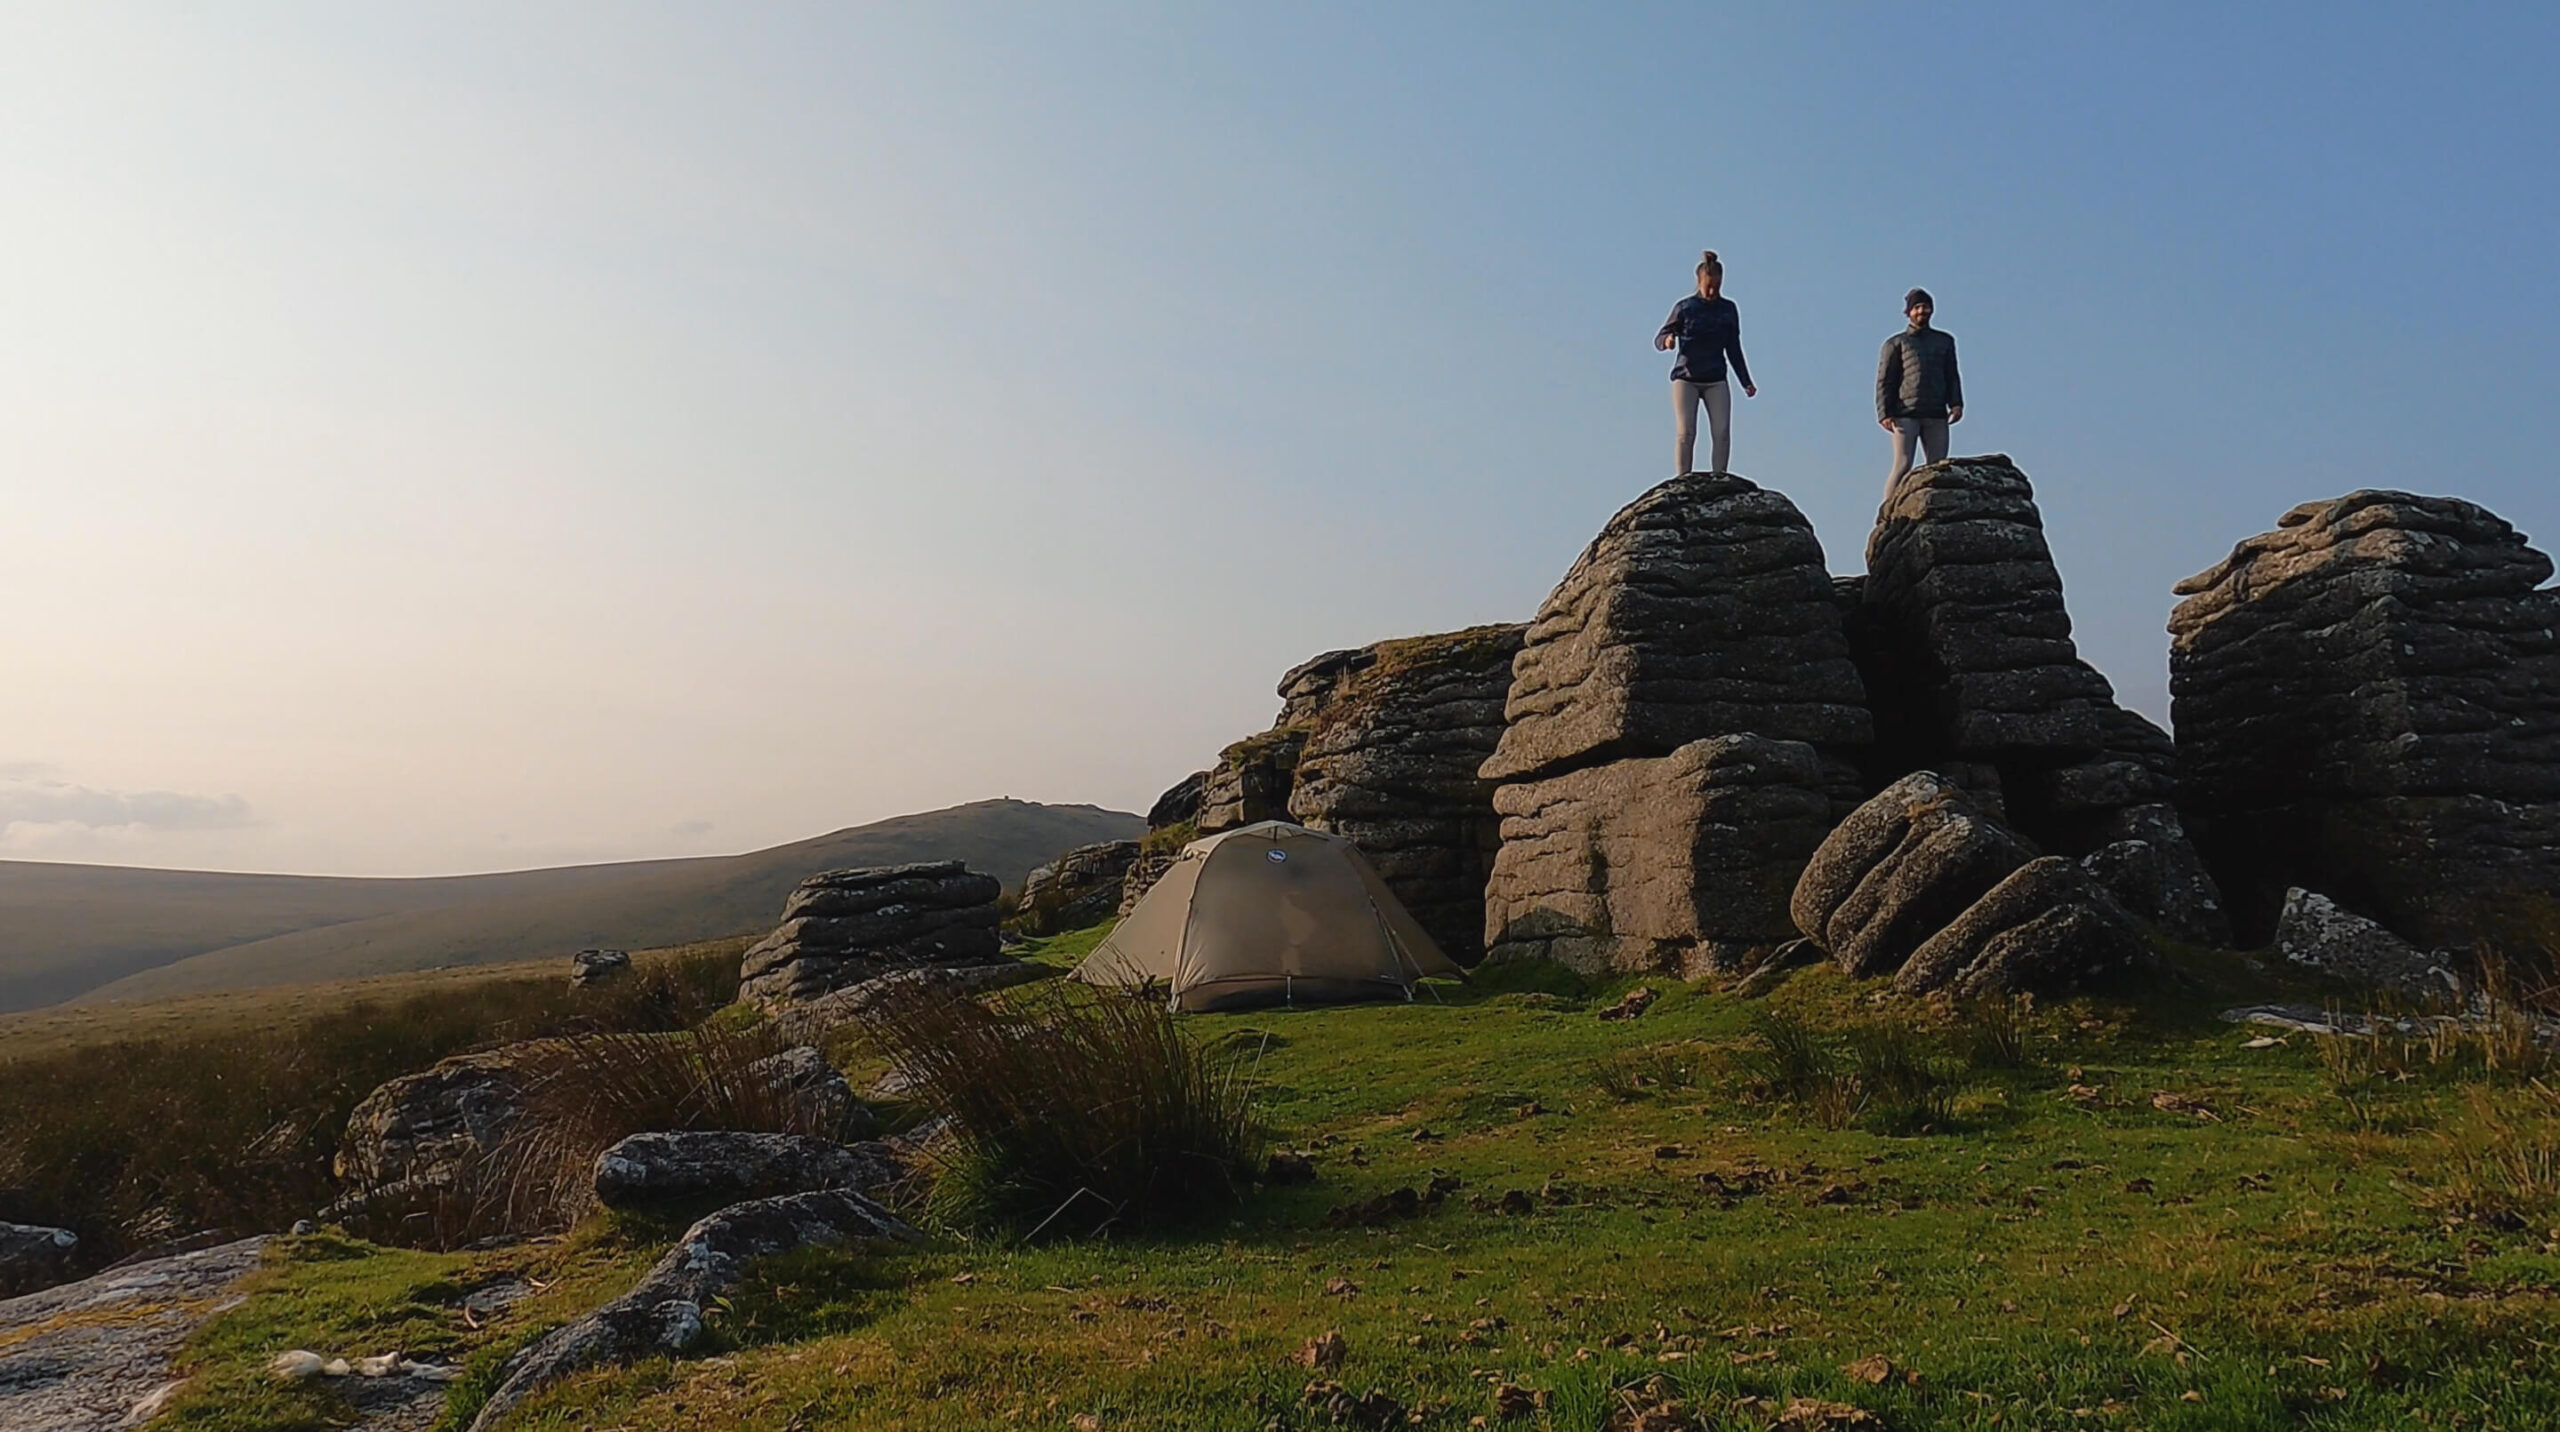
1656,250,1756,475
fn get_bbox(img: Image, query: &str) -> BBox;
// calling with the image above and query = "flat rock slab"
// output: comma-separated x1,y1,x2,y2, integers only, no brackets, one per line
0,1236,268,1432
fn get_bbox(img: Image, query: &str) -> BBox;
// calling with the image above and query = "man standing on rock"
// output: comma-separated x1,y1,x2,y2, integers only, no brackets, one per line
1877,287,1962,491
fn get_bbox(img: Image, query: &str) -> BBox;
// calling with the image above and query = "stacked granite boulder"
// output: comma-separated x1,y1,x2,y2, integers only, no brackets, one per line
1119,773,1207,915
1790,772,2154,996
1479,473,1873,975
1488,734,1838,972
1284,624,1525,961
1851,456,2227,943
738,862,1006,1006
2170,490,2560,947
1013,840,1141,935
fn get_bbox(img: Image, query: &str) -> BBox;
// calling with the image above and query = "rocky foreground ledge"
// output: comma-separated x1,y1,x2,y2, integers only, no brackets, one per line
0,1237,270,1432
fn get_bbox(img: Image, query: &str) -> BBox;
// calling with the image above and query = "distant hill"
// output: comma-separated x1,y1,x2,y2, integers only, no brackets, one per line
0,799,1140,1013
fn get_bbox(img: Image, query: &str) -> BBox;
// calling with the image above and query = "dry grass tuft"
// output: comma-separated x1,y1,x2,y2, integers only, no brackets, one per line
857,982,1264,1238
2422,1080,2560,1232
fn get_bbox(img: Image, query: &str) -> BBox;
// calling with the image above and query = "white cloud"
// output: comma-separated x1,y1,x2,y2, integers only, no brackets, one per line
0,768,255,838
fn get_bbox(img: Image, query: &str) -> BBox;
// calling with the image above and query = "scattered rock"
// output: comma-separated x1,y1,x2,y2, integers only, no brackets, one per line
568,948,631,987
738,862,1005,1005
2170,489,2560,948
465,1190,921,1432
1597,987,1661,1022
1014,840,1142,936
740,1045,878,1141
1296,1330,1349,1370
1483,735,1839,975
1301,1379,1404,1429
2272,888,2455,997
0,1221,78,1298
1288,624,1527,962
591,1131,903,1211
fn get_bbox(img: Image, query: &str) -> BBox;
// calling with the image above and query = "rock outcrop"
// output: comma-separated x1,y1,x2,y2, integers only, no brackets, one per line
591,1131,902,1212
1287,624,1526,962
1482,473,1872,789
1790,772,2154,995
466,1191,920,1432
1195,727,1312,834
767,963,1055,1046
1482,734,1836,975
2170,490,2560,946
0,1222,78,1299
739,862,1006,1005
1478,474,1870,970
1014,839,1141,935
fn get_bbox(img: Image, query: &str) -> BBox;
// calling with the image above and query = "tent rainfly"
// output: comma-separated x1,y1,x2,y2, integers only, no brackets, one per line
1075,821,1460,1012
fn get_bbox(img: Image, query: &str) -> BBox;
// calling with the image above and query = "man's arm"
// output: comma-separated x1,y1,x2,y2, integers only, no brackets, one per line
1876,337,1901,423
1944,336,1963,420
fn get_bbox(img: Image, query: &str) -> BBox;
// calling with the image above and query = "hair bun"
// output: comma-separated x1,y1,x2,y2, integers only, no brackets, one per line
1700,250,1718,264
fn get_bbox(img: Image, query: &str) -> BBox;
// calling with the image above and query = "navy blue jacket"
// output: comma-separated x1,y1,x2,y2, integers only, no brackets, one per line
1658,295,1753,388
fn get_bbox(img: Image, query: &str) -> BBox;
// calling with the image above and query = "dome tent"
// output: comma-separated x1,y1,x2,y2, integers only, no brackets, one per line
1075,821,1461,1012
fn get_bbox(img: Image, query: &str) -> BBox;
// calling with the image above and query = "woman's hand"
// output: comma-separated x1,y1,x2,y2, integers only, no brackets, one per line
1743,384,1757,398
1655,333,1675,351
1948,404,1963,423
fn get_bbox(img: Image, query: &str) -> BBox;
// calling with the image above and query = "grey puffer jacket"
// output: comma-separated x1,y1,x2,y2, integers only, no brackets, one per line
1877,325,1961,421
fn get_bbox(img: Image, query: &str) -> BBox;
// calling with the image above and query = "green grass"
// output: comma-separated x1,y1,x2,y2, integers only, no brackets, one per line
169,950,2560,1431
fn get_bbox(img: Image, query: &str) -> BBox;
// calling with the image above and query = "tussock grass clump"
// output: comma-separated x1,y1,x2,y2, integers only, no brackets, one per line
486,1023,831,1238
2422,1080,2560,1232
1590,1043,1706,1102
1738,1010,1960,1134
0,945,740,1268
859,983,1264,1238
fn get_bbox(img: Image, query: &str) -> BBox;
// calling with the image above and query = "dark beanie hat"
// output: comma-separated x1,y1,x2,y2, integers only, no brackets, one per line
1904,287,1934,310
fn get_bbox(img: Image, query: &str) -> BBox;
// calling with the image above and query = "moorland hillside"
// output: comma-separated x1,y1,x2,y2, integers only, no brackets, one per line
2,799,1138,1011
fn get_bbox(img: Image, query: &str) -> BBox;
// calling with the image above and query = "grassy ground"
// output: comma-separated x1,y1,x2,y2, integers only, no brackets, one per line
161,934,2560,1431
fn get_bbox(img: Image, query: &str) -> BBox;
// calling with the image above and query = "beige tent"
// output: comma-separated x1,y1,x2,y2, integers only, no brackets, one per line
1076,821,1461,1012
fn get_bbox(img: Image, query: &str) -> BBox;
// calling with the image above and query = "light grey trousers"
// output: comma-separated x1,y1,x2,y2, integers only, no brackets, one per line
1887,417,1950,490
1673,379,1732,475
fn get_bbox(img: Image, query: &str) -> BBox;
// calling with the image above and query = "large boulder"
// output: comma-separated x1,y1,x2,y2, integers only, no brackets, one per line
0,1222,78,1299
1014,840,1141,935
1853,457,2221,895
1791,772,2034,979
591,1131,902,1212
334,1044,543,1199
1481,473,1871,788
2170,490,2560,947
2273,887,2455,998
1893,856,2152,996
1482,734,1835,976
1288,624,1527,962
1793,773,2161,996
739,862,1004,1005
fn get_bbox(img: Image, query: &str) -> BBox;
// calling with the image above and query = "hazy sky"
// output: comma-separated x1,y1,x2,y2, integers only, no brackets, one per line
6,3,2555,875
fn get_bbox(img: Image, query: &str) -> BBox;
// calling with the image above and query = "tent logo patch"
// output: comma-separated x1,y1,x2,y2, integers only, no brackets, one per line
1266,849,1289,863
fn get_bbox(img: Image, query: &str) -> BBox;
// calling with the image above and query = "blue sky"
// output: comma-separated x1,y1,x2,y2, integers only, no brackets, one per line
3,3,2553,873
